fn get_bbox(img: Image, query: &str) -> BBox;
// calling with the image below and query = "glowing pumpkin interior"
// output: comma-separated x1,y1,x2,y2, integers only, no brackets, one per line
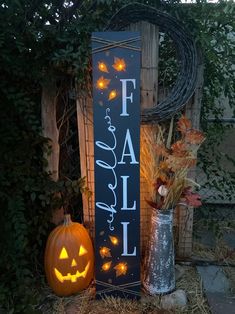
44,215,94,296
54,245,90,283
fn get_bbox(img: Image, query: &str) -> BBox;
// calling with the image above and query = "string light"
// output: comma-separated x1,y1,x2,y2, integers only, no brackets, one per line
108,90,117,101
96,76,110,90
99,246,111,258
114,262,128,277
109,235,119,245
102,261,112,271
98,62,109,73
112,57,126,72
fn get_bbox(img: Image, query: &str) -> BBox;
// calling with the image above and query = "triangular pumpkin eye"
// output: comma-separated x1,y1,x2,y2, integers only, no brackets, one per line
79,245,88,256
59,247,69,259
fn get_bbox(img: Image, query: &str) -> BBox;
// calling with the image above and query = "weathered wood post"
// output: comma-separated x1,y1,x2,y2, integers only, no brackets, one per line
177,50,204,257
129,22,160,261
41,78,64,224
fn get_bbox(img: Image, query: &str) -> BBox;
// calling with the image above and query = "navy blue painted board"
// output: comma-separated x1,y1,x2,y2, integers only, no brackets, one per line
92,32,141,299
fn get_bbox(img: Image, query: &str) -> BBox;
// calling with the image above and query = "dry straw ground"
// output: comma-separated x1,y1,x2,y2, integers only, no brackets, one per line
40,266,210,314
194,227,235,295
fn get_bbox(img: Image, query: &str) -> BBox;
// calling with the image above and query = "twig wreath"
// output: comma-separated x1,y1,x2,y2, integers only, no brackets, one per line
105,3,198,124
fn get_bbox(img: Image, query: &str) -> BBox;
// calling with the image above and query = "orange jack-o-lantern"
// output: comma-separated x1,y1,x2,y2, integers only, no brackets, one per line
44,214,94,296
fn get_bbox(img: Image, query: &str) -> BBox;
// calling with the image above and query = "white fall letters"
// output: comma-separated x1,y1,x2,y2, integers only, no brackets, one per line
119,78,138,257
120,79,136,116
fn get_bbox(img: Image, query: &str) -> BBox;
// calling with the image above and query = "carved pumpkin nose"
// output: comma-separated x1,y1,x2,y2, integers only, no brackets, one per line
71,259,77,267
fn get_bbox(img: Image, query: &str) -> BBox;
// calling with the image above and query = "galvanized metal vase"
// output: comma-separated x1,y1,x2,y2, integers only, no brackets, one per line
143,208,175,294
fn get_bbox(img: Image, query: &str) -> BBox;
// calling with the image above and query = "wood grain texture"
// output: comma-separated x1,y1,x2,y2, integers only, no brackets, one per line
76,26,203,259
41,79,64,225
130,22,159,257
41,79,59,182
177,50,204,257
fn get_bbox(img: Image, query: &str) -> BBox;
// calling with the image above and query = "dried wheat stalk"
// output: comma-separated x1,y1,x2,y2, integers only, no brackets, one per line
140,125,163,202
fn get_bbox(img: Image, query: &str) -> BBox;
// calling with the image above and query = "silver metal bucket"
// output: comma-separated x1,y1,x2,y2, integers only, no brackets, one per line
143,209,175,294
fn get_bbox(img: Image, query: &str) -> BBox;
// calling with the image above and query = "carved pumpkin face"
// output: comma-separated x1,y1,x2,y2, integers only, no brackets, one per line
44,215,94,296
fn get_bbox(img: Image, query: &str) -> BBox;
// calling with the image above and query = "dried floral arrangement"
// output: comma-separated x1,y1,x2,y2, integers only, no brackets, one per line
140,115,205,211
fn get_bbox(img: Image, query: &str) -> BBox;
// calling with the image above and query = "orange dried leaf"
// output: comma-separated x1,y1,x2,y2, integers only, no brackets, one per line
166,156,182,171
158,173,169,183
171,140,188,157
159,161,169,170
181,187,202,207
155,144,168,157
185,193,202,207
185,130,205,144
166,155,196,171
177,115,191,134
112,57,126,71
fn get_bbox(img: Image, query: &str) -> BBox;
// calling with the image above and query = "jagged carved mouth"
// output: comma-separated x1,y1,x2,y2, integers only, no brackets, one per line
54,261,90,283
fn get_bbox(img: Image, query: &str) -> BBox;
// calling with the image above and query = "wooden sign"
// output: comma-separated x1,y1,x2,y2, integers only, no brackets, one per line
92,32,141,298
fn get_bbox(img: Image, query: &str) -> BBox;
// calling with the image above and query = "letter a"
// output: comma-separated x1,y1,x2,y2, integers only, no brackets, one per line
118,129,138,164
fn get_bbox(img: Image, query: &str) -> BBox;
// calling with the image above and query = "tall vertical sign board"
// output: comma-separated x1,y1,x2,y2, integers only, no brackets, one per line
92,32,141,298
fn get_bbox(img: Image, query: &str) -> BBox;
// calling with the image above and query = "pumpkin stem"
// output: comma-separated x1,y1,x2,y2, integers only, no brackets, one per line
64,214,72,226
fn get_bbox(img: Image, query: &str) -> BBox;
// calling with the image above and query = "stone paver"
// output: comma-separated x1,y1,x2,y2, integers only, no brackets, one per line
206,292,235,314
197,265,235,314
223,231,235,249
195,229,216,248
197,265,231,293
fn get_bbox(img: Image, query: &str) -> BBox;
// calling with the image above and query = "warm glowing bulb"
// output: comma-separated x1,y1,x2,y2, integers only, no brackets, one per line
102,261,112,271
108,90,117,101
109,235,118,245
98,62,108,73
112,57,126,72
114,262,128,277
96,76,110,90
99,246,111,258
102,248,108,255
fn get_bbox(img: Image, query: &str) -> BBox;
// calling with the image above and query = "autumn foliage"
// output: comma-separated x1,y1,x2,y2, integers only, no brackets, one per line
141,115,205,210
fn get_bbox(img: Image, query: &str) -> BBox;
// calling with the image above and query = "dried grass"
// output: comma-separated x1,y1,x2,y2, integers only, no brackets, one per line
40,266,210,314
140,118,203,210
140,125,163,202
163,169,187,210
175,267,210,314
193,237,235,295
193,234,235,264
